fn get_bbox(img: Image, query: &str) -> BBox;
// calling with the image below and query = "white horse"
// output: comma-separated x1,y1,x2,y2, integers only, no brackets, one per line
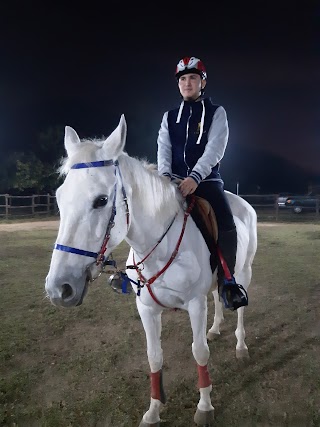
45,115,257,426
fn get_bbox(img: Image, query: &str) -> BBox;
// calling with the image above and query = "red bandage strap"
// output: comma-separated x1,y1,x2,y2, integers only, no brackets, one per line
197,364,212,389
150,370,166,403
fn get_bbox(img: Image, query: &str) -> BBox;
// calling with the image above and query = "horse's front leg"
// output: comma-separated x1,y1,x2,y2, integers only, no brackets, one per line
235,305,249,359
207,287,224,339
136,297,165,427
188,296,215,427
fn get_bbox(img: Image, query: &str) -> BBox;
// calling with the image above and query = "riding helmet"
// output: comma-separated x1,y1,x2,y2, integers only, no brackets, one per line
175,56,207,80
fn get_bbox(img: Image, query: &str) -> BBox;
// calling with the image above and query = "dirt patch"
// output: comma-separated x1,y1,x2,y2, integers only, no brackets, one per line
0,220,59,232
258,223,280,227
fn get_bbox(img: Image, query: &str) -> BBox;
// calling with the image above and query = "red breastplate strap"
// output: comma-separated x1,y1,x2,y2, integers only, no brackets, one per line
133,196,196,307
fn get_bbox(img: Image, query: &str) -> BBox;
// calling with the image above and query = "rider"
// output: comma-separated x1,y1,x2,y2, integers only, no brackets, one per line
157,56,248,311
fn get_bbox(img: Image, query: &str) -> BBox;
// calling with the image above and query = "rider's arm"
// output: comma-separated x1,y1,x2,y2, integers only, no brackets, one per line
189,106,229,184
157,112,172,179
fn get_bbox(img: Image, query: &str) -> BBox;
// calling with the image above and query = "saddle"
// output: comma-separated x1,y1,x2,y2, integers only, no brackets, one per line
187,195,219,274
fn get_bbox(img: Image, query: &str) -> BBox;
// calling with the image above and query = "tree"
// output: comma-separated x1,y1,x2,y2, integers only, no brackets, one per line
0,125,65,193
36,125,65,164
0,153,64,195
12,153,47,192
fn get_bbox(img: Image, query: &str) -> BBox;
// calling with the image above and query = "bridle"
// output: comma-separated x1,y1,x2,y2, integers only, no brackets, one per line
54,158,195,307
54,159,129,270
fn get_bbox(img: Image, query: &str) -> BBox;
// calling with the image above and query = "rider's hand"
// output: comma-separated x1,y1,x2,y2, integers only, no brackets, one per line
178,177,198,197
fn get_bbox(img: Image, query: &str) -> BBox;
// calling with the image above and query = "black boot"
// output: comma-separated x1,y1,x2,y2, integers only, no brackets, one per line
217,228,248,311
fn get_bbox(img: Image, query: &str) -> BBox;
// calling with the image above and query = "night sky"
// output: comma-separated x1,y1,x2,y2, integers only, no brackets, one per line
1,2,319,193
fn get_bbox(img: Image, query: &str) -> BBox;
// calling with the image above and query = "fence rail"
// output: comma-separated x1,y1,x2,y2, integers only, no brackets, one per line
0,194,57,219
0,193,319,221
240,193,319,222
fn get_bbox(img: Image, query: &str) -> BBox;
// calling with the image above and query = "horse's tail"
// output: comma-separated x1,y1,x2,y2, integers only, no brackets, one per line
246,204,258,267
225,190,258,269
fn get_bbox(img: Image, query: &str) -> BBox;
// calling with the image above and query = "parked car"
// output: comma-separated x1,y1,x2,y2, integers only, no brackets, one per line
277,193,293,208
284,193,319,214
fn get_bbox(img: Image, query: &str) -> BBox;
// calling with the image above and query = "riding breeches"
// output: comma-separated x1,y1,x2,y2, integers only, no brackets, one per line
194,181,235,231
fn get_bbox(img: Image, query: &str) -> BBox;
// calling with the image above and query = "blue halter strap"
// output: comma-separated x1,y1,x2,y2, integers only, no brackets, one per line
54,244,99,259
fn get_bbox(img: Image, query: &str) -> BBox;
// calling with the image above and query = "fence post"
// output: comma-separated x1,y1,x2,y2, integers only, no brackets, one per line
54,196,59,216
32,195,36,216
316,196,319,217
47,193,50,216
275,194,279,221
5,194,9,220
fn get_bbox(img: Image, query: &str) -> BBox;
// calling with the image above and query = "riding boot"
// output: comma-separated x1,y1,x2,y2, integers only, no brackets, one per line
217,228,248,311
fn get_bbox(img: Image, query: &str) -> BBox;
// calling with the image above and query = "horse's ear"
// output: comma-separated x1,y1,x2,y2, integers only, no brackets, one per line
118,114,127,146
64,126,81,157
103,114,127,157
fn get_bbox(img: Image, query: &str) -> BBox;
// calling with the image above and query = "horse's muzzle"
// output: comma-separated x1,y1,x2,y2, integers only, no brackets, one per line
45,276,90,308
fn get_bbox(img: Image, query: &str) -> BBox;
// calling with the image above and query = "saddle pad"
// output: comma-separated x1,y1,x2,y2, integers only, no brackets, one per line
192,195,218,245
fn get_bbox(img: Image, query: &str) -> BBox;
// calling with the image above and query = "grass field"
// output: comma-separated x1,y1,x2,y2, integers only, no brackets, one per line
0,222,320,427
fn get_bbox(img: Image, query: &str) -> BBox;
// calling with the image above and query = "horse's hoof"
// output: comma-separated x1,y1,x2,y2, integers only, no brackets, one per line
139,420,160,427
194,408,214,426
207,330,220,340
236,348,250,359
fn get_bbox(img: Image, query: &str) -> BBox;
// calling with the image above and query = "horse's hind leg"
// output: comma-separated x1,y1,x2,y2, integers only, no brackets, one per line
136,298,164,427
234,265,252,359
188,296,215,427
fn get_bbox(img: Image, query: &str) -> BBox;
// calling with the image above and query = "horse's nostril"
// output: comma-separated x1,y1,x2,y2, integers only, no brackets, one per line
61,284,73,300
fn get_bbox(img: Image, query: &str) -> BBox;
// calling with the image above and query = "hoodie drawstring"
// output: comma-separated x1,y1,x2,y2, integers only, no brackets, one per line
196,100,205,144
176,99,206,144
176,101,184,123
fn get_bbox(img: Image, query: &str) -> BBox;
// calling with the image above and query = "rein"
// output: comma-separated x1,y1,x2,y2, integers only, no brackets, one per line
127,213,177,271
129,195,196,308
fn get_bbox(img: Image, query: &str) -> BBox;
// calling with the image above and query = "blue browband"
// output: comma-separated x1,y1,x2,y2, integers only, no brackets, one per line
71,160,115,169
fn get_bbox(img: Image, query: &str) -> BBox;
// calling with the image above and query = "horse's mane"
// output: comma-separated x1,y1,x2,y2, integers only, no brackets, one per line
57,139,184,221
120,154,183,220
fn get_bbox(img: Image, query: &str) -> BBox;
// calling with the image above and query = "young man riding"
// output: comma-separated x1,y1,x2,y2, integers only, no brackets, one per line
157,56,248,311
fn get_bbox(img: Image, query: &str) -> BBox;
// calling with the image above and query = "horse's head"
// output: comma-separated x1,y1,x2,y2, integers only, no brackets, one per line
45,115,130,307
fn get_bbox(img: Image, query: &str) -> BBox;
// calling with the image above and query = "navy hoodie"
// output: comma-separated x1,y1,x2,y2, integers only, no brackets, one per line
157,97,229,184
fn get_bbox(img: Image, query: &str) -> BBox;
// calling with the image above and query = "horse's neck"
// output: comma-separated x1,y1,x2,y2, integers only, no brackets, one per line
125,195,182,255
117,155,183,254
125,189,183,255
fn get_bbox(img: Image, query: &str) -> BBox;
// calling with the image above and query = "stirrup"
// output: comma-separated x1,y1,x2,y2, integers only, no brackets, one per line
220,277,248,311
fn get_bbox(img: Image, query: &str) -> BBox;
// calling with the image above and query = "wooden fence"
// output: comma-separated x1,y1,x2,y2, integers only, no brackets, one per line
239,194,319,222
0,193,319,221
0,194,58,219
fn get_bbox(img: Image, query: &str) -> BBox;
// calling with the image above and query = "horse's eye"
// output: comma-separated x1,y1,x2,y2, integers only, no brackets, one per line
93,195,108,209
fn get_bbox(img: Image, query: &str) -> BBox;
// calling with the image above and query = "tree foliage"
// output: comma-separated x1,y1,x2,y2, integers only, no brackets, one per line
1,126,65,194
13,155,45,192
